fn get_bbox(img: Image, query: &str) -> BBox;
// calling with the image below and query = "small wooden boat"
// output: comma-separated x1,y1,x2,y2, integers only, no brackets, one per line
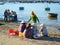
48,16,57,20
19,7,24,10
47,13,58,17
45,7,50,11
0,2,5,5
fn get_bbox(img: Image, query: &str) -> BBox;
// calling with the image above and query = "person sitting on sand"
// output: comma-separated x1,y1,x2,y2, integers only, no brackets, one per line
23,22,34,39
18,20,26,37
31,23,39,38
28,11,39,23
39,24,48,37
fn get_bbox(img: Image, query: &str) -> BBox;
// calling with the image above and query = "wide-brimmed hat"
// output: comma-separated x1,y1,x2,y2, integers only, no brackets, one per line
40,23,45,27
21,20,25,23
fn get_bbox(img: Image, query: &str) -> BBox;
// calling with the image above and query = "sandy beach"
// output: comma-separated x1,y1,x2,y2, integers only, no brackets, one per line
0,21,60,45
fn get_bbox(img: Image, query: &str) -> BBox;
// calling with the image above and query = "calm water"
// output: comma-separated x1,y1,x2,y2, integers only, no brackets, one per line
0,2,60,26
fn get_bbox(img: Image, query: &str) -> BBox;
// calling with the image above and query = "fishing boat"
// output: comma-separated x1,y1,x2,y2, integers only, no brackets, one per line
45,7,50,11
47,13,58,17
0,2,5,5
19,7,24,10
47,13,58,20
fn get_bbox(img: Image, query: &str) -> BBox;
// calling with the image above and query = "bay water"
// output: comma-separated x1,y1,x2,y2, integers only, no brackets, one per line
0,2,60,26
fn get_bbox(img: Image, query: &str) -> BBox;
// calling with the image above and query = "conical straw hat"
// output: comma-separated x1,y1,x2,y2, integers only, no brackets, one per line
21,20,25,23
40,23,45,27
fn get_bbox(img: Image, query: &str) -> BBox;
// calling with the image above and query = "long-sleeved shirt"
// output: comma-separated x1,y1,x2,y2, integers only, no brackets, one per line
28,15,39,23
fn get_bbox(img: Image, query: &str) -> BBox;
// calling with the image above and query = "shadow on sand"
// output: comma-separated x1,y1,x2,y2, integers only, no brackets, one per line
0,23,4,25
34,36,60,42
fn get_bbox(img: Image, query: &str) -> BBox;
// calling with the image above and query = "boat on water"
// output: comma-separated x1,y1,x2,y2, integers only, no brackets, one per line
19,7,24,10
45,7,50,11
0,2,5,5
47,13,58,20
47,13,58,17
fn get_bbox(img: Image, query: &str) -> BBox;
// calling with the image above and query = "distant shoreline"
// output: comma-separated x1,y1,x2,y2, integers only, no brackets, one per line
0,1,60,3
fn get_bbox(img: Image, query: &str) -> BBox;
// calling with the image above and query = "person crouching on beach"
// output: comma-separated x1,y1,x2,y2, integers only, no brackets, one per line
31,23,39,38
39,24,48,37
23,23,34,39
28,11,39,23
18,20,26,37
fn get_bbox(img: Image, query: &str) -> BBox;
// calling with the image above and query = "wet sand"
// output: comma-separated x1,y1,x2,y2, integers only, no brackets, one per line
0,22,60,45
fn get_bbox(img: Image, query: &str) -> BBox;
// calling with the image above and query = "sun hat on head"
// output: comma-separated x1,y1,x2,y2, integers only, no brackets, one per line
21,20,25,23
40,23,45,27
